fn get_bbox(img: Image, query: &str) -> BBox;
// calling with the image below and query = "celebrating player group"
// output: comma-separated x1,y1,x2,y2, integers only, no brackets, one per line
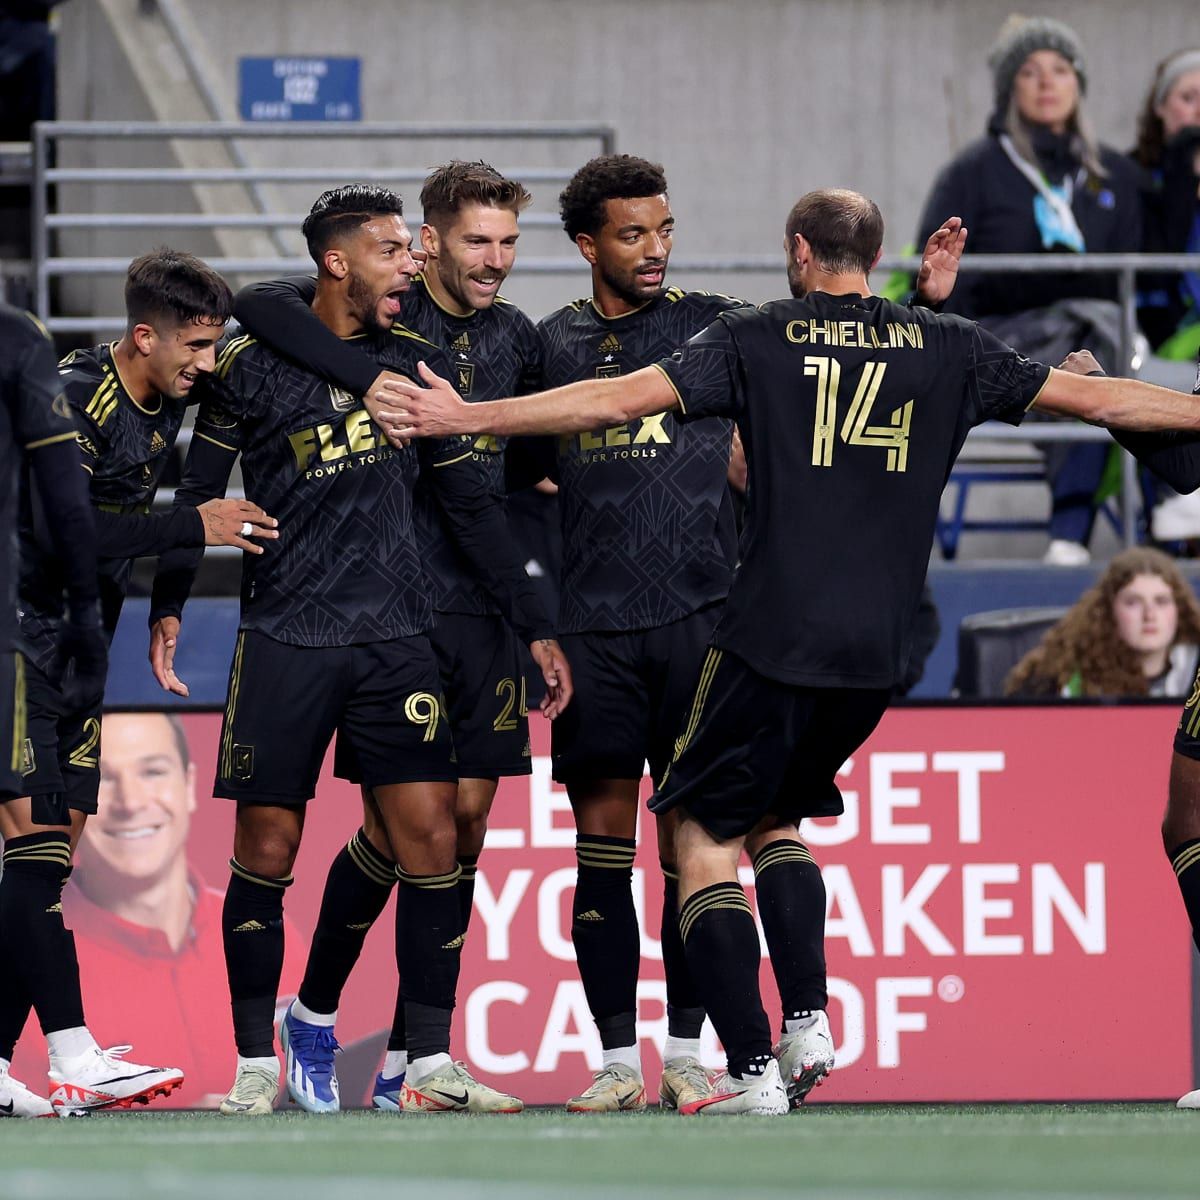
3,152,1200,1119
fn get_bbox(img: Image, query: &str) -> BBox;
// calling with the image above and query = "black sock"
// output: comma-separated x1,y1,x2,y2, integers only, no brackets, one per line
679,882,772,1078
661,862,705,1040
222,858,292,1058
752,840,827,1025
457,853,479,934
1170,839,1200,953
297,829,395,1015
396,865,462,1060
572,835,639,1048
0,833,85,1038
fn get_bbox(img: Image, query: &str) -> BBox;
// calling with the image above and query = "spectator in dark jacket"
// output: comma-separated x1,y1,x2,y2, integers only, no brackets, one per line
916,14,1143,567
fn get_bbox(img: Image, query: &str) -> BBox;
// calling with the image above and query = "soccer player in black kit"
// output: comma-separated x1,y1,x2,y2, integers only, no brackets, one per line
156,185,564,1116
383,187,1200,1114
226,163,570,1111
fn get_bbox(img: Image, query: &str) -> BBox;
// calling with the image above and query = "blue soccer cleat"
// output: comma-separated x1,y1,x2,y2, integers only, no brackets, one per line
372,1069,406,1111
279,1002,341,1113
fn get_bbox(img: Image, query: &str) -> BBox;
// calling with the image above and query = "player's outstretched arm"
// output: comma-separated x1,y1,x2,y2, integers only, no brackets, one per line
1032,368,1200,433
372,359,679,444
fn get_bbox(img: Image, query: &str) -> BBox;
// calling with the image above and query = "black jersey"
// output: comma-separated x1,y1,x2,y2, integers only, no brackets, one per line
0,308,78,654
198,327,472,648
538,287,746,634
19,342,192,670
400,278,543,618
657,291,1050,689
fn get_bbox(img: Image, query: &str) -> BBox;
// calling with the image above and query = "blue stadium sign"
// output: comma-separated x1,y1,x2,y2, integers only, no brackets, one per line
238,57,362,122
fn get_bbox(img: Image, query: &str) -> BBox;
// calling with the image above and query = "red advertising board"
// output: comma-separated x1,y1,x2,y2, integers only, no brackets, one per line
12,705,1192,1105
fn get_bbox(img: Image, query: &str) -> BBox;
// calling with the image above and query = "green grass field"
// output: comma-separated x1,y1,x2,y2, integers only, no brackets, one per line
1,1104,1197,1200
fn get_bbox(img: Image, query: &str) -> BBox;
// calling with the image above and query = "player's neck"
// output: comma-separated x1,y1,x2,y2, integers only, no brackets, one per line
111,337,158,404
805,269,872,299
590,273,654,319
74,858,194,952
422,268,473,318
311,283,368,338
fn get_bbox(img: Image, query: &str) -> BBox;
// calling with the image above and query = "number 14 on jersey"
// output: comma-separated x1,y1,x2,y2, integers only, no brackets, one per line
805,355,911,472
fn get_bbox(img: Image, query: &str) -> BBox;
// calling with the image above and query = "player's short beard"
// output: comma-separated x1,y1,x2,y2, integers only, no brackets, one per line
787,257,807,300
600,262,662,310
347,269,389,333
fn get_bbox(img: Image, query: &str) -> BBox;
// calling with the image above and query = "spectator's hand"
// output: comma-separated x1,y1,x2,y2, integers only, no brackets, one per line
1058,349,1105,377
55,619,108,712
150,616,188,697
198,499,278,552
530,638,573,719
915,217,967,306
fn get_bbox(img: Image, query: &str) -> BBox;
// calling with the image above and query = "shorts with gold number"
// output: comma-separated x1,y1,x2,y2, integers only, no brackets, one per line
431,612,531,780
650,646,891,840
214,629,457,805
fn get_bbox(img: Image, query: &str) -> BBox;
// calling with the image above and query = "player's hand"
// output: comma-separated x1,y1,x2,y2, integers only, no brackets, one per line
364,369,416,448
149,616,188,697
530,638,573,719
914,216,967,306
55,619,108,712
1058,349,1105,377
377,361,473,441
198,498,278,553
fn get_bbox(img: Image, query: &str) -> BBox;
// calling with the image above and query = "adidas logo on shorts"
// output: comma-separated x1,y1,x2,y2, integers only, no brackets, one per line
575,910,603,922
233,919,266,933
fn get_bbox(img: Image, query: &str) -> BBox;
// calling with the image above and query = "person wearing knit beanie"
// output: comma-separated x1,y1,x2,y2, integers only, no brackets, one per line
987,14,1087,116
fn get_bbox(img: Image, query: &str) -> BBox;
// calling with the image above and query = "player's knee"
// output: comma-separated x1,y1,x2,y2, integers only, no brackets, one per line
454,808,488,858
233,809,302,878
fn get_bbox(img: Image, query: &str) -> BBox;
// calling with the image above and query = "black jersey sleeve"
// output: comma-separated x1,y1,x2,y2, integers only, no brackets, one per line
654,317,744,422
504,435,557,492
94,506,204,559
423,437,554,643
233,275,380,397
962,323,1051,427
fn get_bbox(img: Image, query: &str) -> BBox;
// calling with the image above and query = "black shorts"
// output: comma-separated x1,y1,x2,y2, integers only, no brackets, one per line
552,604,722,785
431,612,531,779
1175,664,1200,760
650,647,891,841
0,650,27,801
214,630,457,805
2,654,103,825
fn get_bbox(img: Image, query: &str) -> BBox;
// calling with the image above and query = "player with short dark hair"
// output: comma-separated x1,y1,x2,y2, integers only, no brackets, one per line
228,163,569,1112
157,183,562,1117
0,251,275,1117
381,186,1200,1115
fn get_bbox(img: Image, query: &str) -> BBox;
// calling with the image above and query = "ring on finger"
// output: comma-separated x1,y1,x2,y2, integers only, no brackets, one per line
239,521,253,537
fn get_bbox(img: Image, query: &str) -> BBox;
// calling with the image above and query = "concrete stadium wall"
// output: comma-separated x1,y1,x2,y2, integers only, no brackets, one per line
56,0,1197,318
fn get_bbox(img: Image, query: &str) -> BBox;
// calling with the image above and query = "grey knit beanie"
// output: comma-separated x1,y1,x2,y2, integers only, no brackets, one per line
987,14,1087,113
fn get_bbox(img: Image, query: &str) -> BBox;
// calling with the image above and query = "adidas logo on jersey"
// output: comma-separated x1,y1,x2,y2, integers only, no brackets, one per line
149,430,167,454
450,331,471,351
596,333,622,354
575,910,604,922
233,919,266,933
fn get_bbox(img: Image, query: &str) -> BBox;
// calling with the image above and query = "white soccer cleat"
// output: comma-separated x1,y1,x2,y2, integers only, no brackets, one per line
679,1058,788,1116
1177,1088,1200,1109
400,1061,523,1113
658,1056,712,1110
49,1045,184,1113
0,1065,56,1118
774,1010,835,1106
219,1062,281,1116
565,1063,647,1112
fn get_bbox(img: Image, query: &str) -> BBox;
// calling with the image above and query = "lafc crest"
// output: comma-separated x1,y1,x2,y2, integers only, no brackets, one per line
329,385,358,413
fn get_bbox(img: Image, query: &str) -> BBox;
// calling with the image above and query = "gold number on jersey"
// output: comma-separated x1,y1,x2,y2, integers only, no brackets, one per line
494,676,528,732
404,692,442,743
804,356,911,472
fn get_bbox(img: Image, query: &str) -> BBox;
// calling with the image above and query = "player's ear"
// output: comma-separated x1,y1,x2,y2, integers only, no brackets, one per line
322,247,349,281
575,232,598,267
130,323,156,357
420,223,439,259
792,233,811,270
870,246,883,272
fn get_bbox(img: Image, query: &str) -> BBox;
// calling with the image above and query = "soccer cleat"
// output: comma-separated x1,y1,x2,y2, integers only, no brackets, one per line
565,1063,647,1112
399,1061,523,1113
774,1010,835,1106
0,1065,56,1118
48,1045,183,1114
679,1059,789,1116
372,1070,406,1111
1178,1089,1200,1109
279,1002,340,1113
658,1056,712,1110
219,1062,281,1116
